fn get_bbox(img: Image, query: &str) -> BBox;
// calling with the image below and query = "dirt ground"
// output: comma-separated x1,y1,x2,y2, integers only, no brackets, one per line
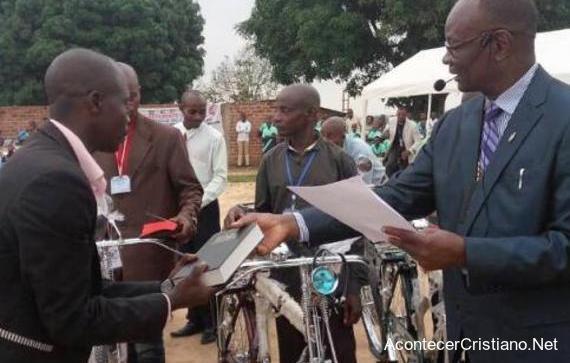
164,176,377,362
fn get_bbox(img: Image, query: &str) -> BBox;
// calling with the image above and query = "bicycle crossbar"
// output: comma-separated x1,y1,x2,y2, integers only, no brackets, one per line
95,238,186,257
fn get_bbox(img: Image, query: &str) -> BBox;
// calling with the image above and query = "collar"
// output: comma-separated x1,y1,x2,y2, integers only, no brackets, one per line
287,136,321,155
177,121,205,139
49,119,106,199
129,112,138,125
486,63,539,114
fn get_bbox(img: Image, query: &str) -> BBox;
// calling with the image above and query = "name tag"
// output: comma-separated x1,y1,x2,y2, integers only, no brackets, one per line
110,175,132,195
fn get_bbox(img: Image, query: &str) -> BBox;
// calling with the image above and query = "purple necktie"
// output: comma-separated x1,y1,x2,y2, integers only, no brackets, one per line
479,103,503,172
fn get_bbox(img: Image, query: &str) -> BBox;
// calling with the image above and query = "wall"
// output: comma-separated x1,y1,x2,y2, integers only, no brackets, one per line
0,101,344,167
221,100,345,167
0,106,49,138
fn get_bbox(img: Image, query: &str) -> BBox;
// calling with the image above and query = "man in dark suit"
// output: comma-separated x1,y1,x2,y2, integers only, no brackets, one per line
234,1,570,362
93,63,203,363
0,48,212,363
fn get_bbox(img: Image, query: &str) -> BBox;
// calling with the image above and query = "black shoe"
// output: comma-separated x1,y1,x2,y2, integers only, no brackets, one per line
170,322,203,338
200,328,216,344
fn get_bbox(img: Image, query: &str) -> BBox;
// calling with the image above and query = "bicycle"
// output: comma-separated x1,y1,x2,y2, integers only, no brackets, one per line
216,244,368,363
359,232,446,363
360,241,425,363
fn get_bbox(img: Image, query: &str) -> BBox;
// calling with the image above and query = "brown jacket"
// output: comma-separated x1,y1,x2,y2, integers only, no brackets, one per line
94,113,203,281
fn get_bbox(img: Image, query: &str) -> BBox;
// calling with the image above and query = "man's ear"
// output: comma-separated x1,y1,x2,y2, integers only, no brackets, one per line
306,105,318,119
491,29,514,62
86,90,103,114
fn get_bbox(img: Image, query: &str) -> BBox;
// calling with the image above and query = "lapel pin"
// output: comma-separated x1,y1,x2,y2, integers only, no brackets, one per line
508,132,517,143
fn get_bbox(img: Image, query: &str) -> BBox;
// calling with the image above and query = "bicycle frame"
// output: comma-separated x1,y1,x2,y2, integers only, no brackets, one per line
216,254,368,363
361,242,426,363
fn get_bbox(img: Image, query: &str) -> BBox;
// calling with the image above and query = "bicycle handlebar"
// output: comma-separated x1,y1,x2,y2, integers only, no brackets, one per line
95,238,185,257
223,255,368,290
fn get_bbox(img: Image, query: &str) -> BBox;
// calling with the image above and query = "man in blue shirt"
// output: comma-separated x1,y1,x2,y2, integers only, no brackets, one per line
321,116,386,185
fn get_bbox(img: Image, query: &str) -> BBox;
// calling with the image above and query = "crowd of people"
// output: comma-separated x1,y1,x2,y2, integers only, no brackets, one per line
1,0,570,363
0,120,43,169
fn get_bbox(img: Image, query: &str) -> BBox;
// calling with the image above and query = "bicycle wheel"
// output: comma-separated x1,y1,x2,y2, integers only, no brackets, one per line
217,292,259,363
360,284,385,360
385,312,424,363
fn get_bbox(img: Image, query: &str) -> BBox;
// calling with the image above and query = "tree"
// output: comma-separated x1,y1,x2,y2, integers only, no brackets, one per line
239,0,570,96
0,0,204,105
196,45,279,103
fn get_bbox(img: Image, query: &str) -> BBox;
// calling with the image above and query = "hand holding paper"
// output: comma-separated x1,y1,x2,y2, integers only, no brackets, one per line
383,226,466,270
288,176,413,242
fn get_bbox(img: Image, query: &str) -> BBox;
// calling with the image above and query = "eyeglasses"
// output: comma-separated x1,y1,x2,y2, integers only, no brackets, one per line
444,28,530,58
444,31,492,57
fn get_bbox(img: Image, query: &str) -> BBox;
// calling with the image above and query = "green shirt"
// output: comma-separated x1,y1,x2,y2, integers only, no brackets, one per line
367,129,390,157
259,122,278,152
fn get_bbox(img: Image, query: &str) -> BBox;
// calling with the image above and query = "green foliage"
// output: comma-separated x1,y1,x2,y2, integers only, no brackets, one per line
240,0,570,96
0,0,204,105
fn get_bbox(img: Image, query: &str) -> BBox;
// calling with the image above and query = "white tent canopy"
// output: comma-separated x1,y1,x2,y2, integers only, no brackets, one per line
362,29,570,114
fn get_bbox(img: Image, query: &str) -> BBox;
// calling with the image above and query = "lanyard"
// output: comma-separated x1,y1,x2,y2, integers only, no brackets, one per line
115,122,136,175
285,150,318,187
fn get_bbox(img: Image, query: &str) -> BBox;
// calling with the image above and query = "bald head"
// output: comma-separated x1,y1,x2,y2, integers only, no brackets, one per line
321,116,346,147
322,117,346,135
180,89,206,104
45,48,121,107
277,84,320,111
479,0,538,34
43,48,130,153
116,62,141,117
117,62,139,87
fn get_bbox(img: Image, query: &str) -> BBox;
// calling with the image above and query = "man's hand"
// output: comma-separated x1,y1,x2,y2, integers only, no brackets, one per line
224,205,247,229
170,215,196,244
166,255,214,310
383,226,466,271
343,294,362,326
231,213,300,255
168,254,198,279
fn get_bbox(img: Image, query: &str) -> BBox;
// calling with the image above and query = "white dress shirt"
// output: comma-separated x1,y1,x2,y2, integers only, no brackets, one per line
236,120,252,142
486,63,538,138
344,136,385,185
174,122,228,208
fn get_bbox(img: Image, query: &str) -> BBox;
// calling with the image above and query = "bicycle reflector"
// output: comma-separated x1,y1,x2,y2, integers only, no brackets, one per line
311,266,339,296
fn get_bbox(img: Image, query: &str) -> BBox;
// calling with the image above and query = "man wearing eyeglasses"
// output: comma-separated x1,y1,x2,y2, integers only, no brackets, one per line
232,0,570,361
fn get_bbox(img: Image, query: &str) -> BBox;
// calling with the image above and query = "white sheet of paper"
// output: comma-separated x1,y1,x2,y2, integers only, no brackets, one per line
288,176,413,242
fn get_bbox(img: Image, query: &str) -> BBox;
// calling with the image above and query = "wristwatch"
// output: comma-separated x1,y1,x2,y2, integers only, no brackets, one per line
160,278,175,293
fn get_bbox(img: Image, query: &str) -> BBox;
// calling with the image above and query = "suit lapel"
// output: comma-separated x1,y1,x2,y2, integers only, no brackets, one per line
455,96,484,234
459,96,485,188
128,114,153,179
463,67,549,234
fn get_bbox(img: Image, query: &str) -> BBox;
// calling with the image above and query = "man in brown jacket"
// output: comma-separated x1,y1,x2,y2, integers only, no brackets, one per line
94,62,203,363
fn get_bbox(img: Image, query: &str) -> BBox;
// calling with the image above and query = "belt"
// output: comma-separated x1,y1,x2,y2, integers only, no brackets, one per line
0,326,54,352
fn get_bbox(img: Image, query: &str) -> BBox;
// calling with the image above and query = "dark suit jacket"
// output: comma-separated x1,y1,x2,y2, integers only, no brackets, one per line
94,113,203,281
0,123,168,363
301,67,570,362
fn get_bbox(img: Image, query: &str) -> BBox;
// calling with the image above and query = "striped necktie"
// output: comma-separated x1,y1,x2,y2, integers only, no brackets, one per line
479,103,503,173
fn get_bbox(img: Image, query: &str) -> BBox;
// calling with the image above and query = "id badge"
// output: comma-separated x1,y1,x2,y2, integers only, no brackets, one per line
110,175,132,195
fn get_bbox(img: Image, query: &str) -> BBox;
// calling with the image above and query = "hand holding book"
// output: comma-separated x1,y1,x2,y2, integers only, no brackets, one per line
164,254,213,310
